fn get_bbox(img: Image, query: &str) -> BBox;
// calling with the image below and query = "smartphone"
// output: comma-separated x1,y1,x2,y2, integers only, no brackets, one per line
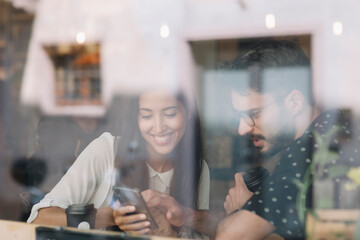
112,186,158,230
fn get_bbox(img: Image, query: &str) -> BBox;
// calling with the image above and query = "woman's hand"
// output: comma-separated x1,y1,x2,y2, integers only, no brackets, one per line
142,189,185,227
224,172,254,215
112,202,151,235
148,207,177,237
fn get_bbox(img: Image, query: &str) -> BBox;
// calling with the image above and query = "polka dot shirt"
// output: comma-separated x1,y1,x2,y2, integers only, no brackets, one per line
242,110,360,239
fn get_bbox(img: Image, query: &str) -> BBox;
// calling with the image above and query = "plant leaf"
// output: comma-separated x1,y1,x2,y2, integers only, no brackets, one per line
307,209,319,221
326,151,340,162
313,131,324,146
292,178,304,190
354,217,360,239
328,165,350,179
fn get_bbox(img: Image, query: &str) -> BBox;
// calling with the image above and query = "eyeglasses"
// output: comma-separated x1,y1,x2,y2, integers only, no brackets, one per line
233,94,288,127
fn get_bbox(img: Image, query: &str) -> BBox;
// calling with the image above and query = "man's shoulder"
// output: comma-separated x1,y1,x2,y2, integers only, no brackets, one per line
310,109,348,134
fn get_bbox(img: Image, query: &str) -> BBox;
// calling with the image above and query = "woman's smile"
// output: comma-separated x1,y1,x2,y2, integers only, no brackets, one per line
151,132,174,145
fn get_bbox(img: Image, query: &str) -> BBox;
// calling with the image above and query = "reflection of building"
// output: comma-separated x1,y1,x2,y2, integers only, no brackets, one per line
0,0,35,221
0,42,4,81
19,0,360,118
44,44,101,106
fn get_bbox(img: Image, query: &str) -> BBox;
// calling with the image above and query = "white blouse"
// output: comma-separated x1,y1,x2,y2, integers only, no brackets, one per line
27,132,210,223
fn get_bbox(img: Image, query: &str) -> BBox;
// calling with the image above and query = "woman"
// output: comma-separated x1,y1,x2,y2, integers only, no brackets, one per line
27,88,210,238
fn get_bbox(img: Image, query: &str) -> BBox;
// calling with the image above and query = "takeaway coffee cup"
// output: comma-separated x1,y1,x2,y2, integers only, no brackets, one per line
65,203,97,230
243,166,269,192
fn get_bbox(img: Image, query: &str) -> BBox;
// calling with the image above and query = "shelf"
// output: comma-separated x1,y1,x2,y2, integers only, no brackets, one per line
307,209,360,240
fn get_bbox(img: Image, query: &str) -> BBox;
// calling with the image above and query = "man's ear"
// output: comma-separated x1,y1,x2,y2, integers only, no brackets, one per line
284,90,305,115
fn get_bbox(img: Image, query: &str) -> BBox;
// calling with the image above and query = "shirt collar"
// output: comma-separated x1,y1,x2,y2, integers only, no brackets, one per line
146,164,174,188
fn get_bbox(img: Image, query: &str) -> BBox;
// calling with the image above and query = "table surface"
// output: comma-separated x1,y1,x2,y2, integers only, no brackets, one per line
0,219,180,240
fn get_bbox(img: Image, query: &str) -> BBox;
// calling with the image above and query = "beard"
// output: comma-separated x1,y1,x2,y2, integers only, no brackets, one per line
259,118,297,159
264,129,296,158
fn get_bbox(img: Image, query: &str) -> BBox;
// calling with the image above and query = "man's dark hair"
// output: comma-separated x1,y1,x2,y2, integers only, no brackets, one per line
219,39,313,104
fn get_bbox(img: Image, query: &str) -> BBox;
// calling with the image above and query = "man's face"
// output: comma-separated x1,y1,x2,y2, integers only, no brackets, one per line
231,89,296,157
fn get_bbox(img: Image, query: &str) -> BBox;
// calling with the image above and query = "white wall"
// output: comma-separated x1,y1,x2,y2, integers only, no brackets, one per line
183,0,360,116
20,0,360,116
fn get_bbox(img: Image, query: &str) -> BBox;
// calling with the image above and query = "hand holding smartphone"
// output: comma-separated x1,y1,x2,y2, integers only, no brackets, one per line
112,186,158,231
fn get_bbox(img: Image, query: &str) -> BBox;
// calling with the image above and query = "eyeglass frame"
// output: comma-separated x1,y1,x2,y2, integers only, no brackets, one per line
233,93,289,127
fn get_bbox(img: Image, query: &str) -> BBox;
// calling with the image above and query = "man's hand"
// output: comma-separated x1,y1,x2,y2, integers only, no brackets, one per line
142,189,185,227
142,189,225,238
216,210,276,240
224,172,254,215
148,207,177,237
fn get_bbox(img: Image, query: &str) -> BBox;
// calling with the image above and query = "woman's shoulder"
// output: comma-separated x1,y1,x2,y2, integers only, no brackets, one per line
84,132,119,156
91,132,116,146
73,132,120,170
201,160,209,172
98,131,116,140
200,160,210,180
202,159,209,168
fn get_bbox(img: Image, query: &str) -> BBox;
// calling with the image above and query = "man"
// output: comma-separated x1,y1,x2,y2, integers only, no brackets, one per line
216,39,359,239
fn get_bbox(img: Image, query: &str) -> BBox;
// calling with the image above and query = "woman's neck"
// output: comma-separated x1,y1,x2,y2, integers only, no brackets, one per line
147,145,174,172
147,160,173,173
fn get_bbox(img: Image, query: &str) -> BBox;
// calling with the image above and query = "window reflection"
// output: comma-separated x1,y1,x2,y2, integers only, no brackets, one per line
1,1,360,239
44,43,101,105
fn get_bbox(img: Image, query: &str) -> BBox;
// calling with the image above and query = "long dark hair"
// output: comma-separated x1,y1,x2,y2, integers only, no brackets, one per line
108,92,204,209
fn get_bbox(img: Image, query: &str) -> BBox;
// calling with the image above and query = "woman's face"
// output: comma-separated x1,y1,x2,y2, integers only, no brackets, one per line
138,89,187,156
